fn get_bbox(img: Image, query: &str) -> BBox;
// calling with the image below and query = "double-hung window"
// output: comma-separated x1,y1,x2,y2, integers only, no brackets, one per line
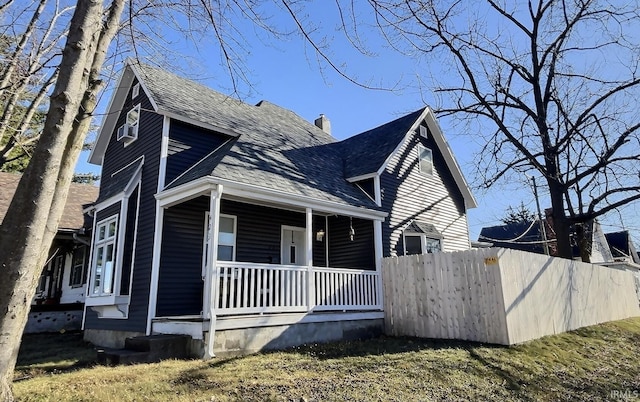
92,216,118,295
70,245,88,288
418,144,433,176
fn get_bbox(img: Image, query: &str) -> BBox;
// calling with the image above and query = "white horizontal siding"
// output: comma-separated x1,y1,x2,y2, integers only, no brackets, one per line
381,132,470,256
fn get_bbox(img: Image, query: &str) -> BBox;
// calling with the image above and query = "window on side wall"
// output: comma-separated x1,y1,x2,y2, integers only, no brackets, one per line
418,144,433,176
90,215,118,296
404,233,442,255
70,245,88,288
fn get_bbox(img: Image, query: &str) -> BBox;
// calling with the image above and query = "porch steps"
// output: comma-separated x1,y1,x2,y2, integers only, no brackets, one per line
96,334,191,365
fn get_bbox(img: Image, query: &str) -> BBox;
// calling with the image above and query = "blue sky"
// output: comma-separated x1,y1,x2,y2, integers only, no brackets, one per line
75,3,640,246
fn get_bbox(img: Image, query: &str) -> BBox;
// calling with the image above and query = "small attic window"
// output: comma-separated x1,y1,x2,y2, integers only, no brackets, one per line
419,125,428,138
418,144,433,175
131,83,140,99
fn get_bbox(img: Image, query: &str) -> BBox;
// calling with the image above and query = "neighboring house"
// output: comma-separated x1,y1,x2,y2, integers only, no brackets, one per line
83,60,476,356
605,231,640,264
0,172,98,332
478,216,613,263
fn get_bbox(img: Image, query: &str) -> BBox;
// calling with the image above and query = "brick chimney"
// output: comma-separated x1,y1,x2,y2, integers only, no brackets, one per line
314,114,331,135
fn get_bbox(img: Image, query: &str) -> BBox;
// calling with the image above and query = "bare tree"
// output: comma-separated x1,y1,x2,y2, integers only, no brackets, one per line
0,1,72,171
333,0,640,260
0,0,126,398
0,1,322,398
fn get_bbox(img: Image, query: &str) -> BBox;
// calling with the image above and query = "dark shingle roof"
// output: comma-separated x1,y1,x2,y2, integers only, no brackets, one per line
134,63,403,210
405,221,443,238
335,109,425,178
0,172,98,230
478,221,544,254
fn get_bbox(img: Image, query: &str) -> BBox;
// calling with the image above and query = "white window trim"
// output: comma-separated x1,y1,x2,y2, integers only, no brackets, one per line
70,245,88,288
418,144,433,176
202,212,237,275
122,104,141,147
89,215,119,298
132,83,140,99
85,181,140,319
402,233,442,255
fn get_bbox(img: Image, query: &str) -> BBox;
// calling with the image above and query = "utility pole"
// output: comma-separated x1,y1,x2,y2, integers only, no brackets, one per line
531,176,550,255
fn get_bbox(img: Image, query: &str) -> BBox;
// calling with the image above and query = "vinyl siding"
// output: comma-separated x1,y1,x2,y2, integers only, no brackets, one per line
156,196,209,316
221,200,306,264
327,216,375,270
165,120,230,185
84,78,163,332
380,126,469,256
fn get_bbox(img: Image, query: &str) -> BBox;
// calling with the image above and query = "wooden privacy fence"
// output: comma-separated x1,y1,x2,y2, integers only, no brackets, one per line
382,248,640,345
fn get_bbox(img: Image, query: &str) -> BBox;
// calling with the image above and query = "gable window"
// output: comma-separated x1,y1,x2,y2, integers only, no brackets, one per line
132,83,140,99
70,245,88,288
116,104,140,144
418,144,433,176
91,216,118,295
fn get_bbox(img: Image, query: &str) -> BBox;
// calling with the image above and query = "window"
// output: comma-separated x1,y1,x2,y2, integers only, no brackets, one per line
203,214,237,267
404,234,441,255
418,144,433,175
132,83,140,99
405,235,422,255
116,104,140,144
70,245,88,287
91,216,118,296
218,215,236,261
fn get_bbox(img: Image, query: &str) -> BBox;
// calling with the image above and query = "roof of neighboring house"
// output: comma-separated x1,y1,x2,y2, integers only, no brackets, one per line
605,231,640,263
0,172,99,230
478,221,545,254
90,61,476,211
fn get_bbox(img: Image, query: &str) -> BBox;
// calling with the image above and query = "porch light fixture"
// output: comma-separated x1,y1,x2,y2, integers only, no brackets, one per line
349,217,355,241
316,229,325,242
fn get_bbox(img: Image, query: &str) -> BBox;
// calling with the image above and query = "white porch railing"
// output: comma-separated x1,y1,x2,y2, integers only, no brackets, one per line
212,261,382,316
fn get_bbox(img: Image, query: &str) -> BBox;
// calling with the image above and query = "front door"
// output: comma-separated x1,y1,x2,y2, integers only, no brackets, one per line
281,226,306,266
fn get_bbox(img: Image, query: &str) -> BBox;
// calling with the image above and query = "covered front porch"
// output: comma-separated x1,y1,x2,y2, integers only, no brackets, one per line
149,180,385,356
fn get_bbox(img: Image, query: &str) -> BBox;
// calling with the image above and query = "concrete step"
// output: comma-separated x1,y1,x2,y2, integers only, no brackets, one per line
97,335,191,365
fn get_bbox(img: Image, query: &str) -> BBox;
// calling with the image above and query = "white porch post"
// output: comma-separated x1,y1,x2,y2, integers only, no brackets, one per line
374,219,384,308
145,203,165,335
205,185,222,359
305,208,315,311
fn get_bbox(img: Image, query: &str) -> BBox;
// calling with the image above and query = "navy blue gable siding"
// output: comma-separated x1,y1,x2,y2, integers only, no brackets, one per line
157,196,209,317
84,77,163,333
380,126,469,257
327,216,375,270
165,120,230,185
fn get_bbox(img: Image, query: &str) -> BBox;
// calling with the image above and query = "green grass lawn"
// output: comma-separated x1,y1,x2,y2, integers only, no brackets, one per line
13,318,640,401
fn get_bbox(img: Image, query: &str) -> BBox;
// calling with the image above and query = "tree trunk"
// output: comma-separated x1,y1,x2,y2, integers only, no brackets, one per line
547,181,573,259
575,222,592,263
0,1,123,399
